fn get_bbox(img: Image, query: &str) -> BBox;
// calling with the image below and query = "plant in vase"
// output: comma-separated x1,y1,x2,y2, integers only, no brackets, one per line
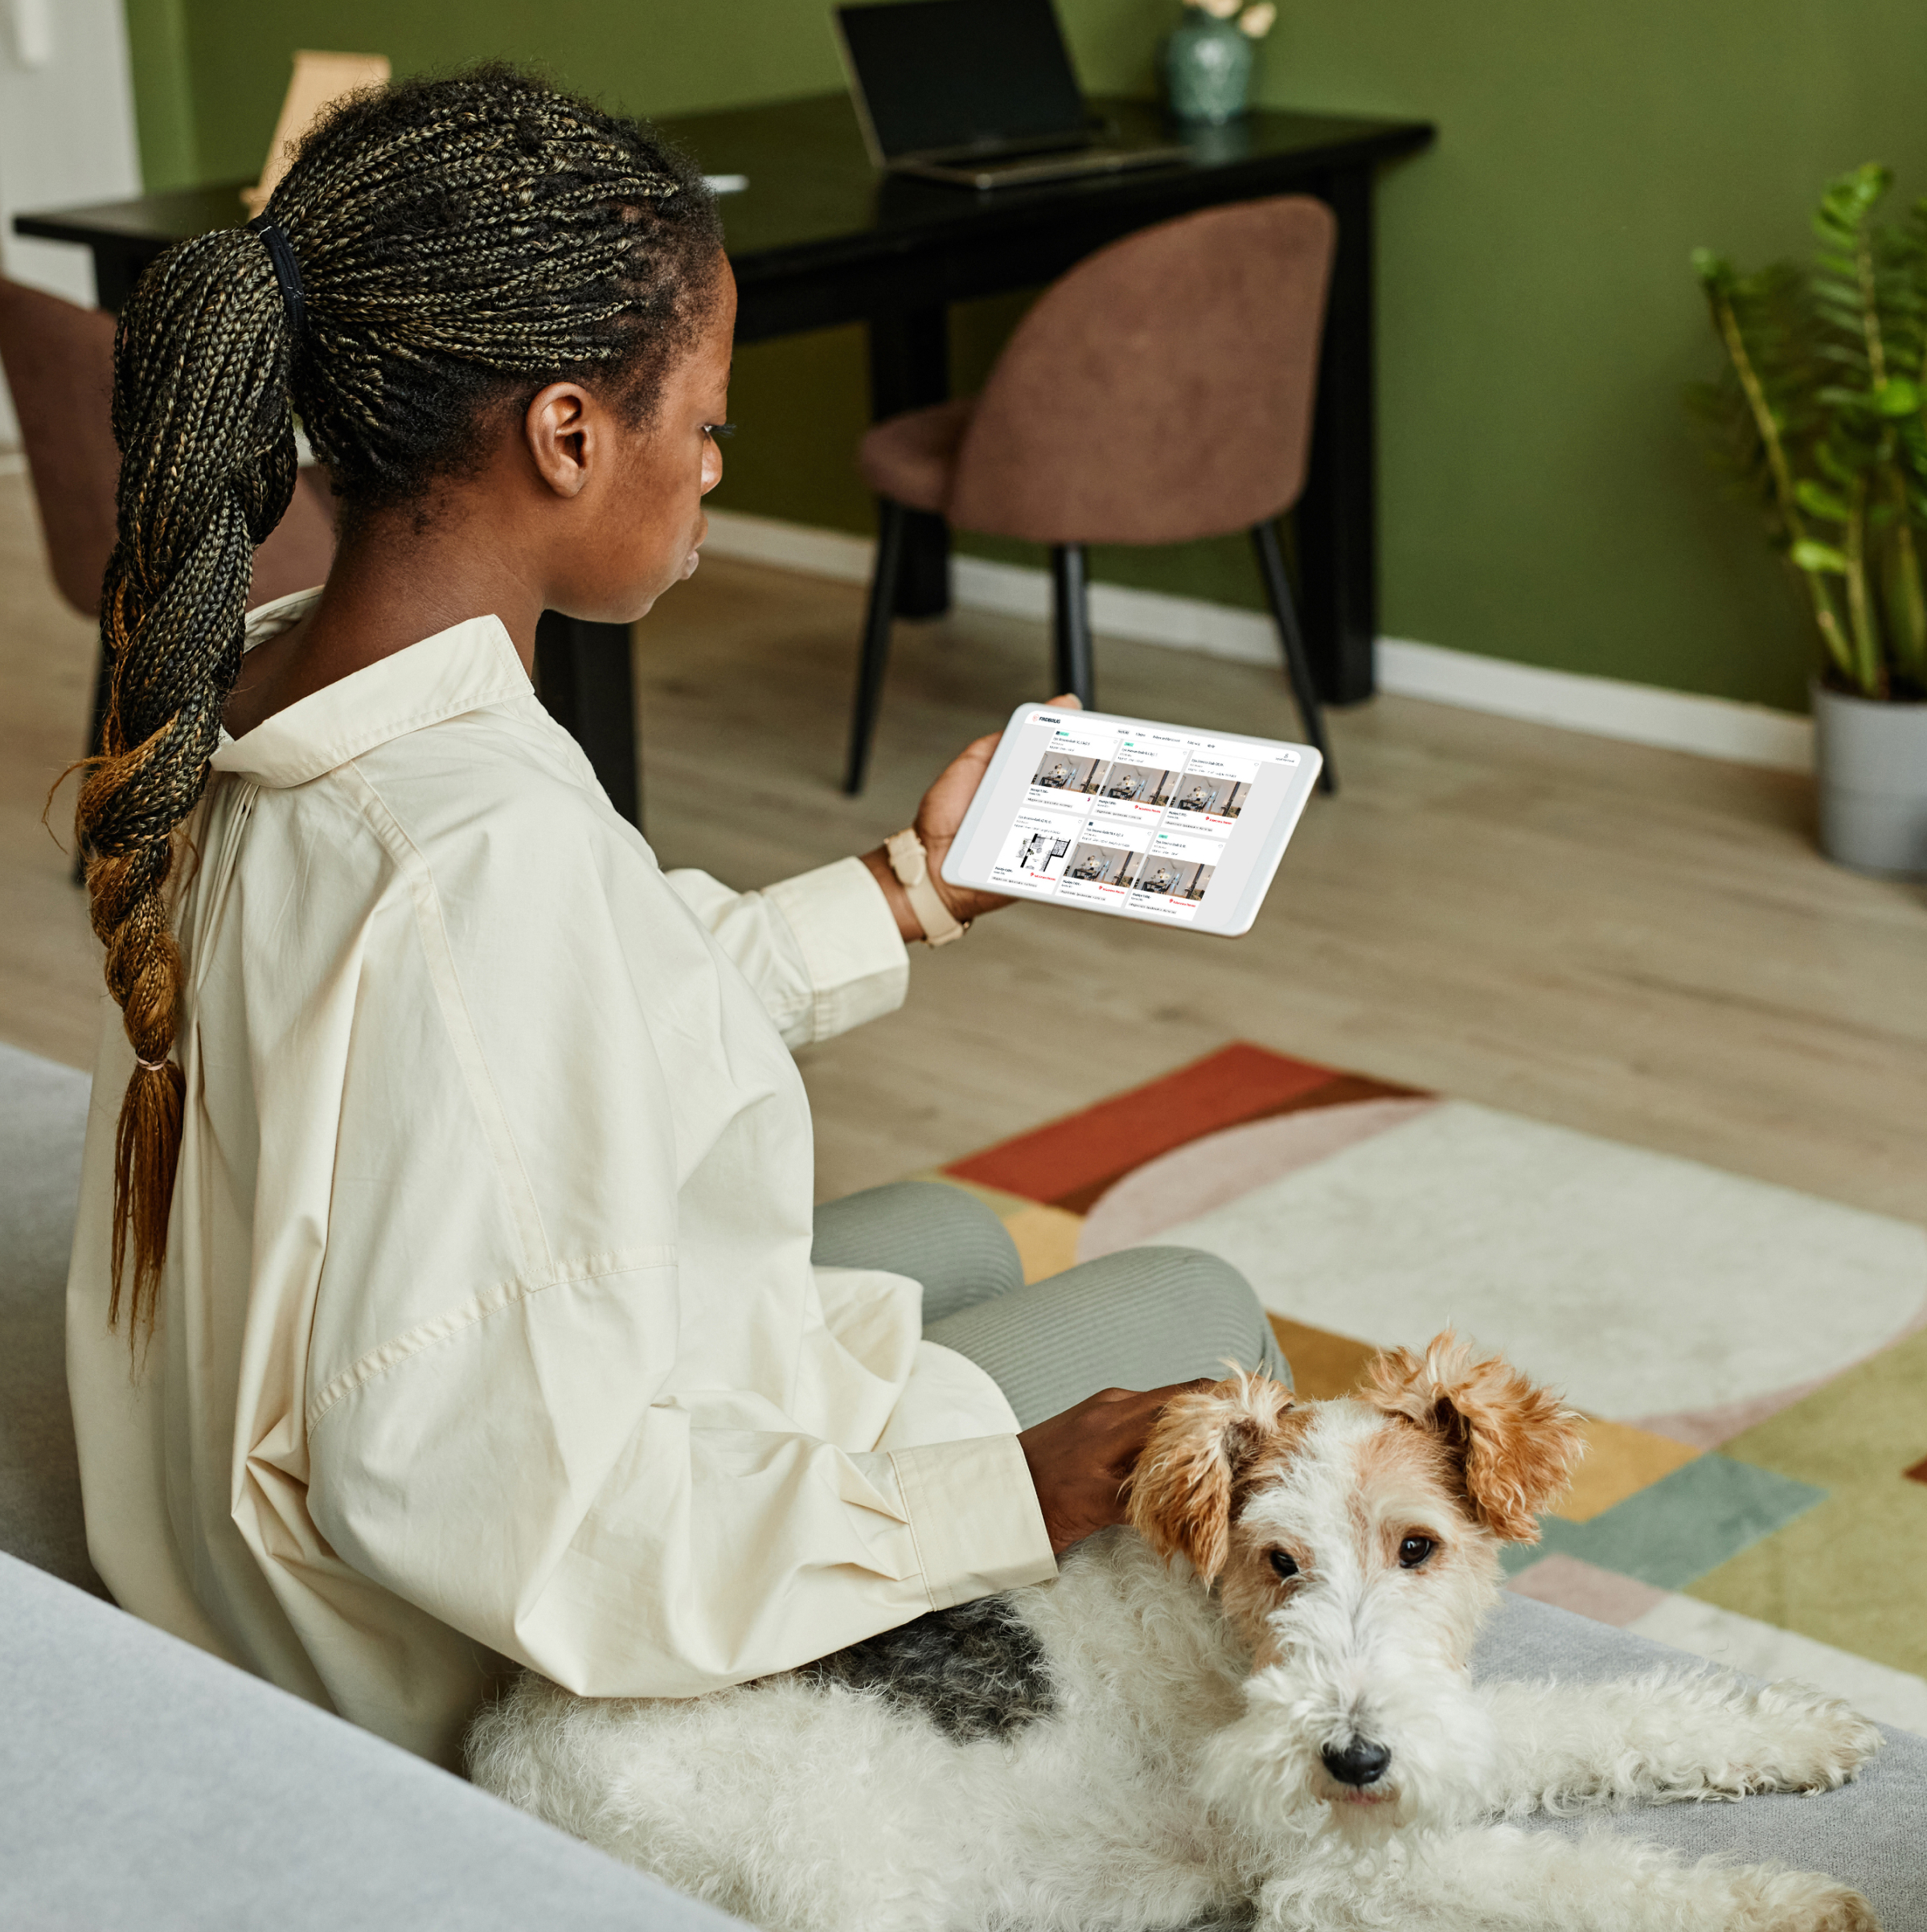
1163,0,1277,127
1691,162,1927,877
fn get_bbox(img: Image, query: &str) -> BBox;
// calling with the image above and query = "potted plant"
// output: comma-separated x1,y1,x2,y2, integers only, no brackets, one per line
1691,162,1927,878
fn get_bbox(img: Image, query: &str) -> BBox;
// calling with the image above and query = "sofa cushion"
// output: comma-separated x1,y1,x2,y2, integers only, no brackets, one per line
0,1040,100,1594
0,1552,741,1930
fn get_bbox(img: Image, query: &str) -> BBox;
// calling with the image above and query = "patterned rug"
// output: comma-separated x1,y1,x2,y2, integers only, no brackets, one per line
918,1044,1927,1735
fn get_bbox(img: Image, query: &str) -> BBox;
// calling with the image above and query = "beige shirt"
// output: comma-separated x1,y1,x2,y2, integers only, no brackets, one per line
67,592,1054,1769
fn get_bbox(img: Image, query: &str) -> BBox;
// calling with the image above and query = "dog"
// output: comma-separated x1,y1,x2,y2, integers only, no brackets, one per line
469,1335,1882,1931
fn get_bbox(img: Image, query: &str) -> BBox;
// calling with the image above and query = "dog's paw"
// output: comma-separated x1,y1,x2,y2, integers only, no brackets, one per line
1740,1869,1881,1932
1727,1680,1883,1795
1812,1887,1883,1932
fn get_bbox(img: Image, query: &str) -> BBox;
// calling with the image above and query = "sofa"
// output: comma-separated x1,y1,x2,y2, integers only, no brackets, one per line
3,1040,1921,1928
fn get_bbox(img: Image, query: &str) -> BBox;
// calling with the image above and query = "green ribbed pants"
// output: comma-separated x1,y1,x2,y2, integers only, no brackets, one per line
811,1181,1290,1429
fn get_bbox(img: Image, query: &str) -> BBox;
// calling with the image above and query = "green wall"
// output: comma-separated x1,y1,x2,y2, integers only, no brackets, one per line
123,0,1927,711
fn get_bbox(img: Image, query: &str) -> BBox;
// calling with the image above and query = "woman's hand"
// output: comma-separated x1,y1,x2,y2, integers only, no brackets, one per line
863,694,1081,941
1018,1379,1212,1557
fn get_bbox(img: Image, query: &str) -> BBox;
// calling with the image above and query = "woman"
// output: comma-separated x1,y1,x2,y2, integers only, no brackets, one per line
67,69,1286,1772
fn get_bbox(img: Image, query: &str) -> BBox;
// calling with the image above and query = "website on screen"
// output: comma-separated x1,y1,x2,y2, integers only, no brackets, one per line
985,714,1301,924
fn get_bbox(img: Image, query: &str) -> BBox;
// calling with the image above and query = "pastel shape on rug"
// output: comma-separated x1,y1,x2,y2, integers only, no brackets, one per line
1076,1098,1437,1261
1556,1419,1703,1523
1504,1554,1665,1628
1134,1100,1926,1422
1626,1595,1927,1737
1503,1454,1826,1593
1001,1204,1085,1285
1265,1315,1382,1401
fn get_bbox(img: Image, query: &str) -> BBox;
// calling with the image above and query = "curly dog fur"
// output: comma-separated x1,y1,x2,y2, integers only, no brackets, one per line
469,1333,1881,1931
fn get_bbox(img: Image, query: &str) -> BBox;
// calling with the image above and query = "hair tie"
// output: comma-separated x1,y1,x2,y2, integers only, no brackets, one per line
134,1053,173,1073
247,215,306,338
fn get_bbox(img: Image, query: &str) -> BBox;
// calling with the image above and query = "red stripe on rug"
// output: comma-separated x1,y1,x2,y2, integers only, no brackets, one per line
945,1043,1421,1212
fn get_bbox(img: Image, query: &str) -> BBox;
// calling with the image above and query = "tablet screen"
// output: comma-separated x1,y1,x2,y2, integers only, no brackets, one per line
942,705,1318,935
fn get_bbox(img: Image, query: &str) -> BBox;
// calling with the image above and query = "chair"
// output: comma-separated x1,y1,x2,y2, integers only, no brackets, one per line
0,276,337,763
848,195,1339,796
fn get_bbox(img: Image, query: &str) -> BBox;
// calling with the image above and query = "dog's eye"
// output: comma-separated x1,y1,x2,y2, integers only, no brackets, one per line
1269,1549,1299,1581
1398,1536,1436,1569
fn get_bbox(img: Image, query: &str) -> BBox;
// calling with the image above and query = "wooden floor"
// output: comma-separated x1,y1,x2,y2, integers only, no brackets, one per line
5,464,1924,1220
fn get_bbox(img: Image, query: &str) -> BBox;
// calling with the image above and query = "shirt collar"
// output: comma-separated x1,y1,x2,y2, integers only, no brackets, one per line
209,589,534,789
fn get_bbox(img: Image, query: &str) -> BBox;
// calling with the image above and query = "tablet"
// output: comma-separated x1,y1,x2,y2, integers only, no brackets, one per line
941,703,1322,937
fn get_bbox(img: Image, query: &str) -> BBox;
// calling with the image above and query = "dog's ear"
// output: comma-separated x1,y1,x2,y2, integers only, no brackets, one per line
1363,1331,1583,1543
1126,1375,1295,1585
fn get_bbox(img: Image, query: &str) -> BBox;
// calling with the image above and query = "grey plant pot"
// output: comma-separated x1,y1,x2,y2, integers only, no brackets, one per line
1811,679,1927,879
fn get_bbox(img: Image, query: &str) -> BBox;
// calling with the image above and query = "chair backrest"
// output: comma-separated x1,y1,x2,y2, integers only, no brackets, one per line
0,275,336,621
0,277,121,618
947,195,1337,547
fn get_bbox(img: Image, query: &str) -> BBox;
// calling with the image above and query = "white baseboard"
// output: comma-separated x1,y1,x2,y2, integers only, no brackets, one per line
705,511,874,584
701,508,1814,773
1376,638,1813,773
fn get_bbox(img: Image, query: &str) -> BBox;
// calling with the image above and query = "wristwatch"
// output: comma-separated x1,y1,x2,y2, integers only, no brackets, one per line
885,827,970,946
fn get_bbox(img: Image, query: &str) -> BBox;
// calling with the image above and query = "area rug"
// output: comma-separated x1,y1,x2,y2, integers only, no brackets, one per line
920,1043,1927,1735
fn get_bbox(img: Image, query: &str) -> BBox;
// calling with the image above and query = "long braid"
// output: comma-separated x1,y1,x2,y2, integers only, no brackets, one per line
77,68,722,1339
81,222,297,1332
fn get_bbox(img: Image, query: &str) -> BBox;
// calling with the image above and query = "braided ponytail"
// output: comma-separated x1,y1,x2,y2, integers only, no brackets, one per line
78,68,723,1339
81,222,299,1335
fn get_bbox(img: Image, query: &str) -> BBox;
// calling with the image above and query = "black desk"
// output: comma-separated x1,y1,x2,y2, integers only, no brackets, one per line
17,93,1432,812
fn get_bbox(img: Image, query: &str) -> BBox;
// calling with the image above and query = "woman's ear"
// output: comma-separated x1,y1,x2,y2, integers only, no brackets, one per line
1363,1331,1584,1543
1127,1375,1295,1584
523,381,597,498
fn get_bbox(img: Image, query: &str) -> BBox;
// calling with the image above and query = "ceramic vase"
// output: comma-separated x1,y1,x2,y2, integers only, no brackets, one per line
1811,680,1927,877
1162,14,1254,126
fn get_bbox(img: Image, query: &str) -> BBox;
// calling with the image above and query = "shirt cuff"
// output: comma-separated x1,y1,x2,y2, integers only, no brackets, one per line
763,855,910,1044
889,1434,1057,1612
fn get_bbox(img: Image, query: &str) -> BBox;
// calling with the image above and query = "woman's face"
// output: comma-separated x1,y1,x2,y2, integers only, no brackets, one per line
546,253,738,625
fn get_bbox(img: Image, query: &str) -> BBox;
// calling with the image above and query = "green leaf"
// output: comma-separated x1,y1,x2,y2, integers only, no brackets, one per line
1796,479,1852,520
1691,247,1730,286
1876,377,1921,415
1817,443,1861,486
1791,539,1851,572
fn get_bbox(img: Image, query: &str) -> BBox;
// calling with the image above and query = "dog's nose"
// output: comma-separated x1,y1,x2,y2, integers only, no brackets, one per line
1321,1737,1392,1787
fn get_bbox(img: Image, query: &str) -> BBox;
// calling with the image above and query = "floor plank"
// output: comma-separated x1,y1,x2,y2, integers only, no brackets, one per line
0,469,103,1073
4,469,1922,1220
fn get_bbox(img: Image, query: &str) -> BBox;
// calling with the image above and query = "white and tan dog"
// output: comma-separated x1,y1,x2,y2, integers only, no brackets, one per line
469,1335,1881,1932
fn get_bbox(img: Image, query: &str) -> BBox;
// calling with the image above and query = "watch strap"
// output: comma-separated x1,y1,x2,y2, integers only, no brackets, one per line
885,827,970,947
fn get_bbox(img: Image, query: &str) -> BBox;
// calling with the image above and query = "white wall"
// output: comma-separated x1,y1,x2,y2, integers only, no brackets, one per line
0,0,143,445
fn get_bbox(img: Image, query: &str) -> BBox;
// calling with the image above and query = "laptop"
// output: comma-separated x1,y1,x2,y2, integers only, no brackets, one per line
834,0,1188,191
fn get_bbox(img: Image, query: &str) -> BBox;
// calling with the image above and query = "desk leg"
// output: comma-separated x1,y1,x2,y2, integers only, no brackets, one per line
1298,166,1378,703
867,306,951,617
91,242,141,315
534,613,643,830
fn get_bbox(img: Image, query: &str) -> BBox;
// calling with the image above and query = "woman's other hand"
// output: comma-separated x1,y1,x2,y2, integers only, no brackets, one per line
863,694,1081,941
1018,1379,1212,1557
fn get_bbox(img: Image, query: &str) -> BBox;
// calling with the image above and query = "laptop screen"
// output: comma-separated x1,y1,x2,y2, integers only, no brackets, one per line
836,0,1088,161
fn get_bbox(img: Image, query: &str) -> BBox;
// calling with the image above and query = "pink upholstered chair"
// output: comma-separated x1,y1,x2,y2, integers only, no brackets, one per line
0,276,336,760
850,195,1339,794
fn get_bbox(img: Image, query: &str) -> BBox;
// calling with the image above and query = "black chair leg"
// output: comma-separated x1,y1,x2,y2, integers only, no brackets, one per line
1252,520,1336,794
534,613,644,828
1050,544,1095,708
845,497,908,794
